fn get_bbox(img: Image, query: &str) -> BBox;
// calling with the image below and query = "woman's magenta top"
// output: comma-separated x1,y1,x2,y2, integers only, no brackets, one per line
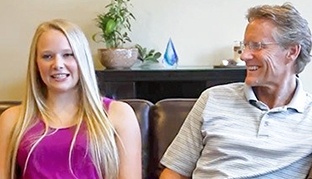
16,97,113,179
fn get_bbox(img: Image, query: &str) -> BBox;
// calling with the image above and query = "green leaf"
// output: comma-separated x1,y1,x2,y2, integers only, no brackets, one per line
144,56,159,63
147,49,155,56
154,52,162,59
105,19,116,34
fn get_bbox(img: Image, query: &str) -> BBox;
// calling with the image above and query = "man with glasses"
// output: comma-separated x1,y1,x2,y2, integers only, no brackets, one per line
160,3,312,179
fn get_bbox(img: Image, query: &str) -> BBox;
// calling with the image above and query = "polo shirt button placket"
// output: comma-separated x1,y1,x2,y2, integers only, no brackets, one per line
264,121,269,126
257,112,270,137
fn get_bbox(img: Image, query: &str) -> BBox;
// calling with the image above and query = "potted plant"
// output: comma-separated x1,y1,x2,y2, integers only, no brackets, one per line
93,0,138,69
135,44,162,63
133,44,162,69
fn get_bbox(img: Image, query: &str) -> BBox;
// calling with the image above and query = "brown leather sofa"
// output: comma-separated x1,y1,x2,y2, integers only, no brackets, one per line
122,98,196,179
0,98,197,179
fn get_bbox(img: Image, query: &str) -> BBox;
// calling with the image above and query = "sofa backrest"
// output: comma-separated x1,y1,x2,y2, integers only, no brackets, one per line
0,101,21,115
120,99,153,179
148,98,197,179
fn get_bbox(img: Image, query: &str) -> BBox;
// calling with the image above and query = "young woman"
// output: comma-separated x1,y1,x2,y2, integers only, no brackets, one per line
0,19,141,179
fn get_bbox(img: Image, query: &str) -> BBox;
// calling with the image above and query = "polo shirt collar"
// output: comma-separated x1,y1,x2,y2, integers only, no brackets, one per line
244,78,306,113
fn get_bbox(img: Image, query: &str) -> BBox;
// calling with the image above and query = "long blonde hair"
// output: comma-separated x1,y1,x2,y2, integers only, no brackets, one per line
7,19,119,179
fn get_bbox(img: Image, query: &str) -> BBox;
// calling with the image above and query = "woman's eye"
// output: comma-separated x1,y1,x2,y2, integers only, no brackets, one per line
42,54,52,60
64,53,74,58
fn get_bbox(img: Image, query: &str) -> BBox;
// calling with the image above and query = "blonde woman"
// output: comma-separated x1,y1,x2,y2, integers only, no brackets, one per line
0,19,141,179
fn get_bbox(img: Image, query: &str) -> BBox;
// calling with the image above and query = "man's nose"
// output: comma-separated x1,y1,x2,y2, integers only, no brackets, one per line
240,48,253,62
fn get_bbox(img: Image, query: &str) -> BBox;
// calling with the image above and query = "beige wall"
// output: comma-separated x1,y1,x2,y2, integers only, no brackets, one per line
1,0,312,100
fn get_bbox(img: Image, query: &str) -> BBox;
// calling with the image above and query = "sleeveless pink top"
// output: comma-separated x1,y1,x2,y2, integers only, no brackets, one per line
16,98,113,179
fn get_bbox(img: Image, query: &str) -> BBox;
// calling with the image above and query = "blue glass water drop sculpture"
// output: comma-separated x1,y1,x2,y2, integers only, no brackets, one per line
163,38,178,68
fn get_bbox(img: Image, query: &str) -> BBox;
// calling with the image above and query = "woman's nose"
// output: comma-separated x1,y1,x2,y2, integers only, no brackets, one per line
52,55,64,69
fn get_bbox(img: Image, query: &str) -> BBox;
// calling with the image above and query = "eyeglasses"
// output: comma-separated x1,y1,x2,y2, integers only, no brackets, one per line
241,41,279,51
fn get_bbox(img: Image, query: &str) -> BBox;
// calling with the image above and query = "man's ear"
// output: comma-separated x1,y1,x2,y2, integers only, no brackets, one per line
286,44,301,62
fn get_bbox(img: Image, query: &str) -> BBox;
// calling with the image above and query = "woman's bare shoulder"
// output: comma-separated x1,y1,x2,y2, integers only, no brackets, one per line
107,100,137,128
0,105,22,131
106,101,141,178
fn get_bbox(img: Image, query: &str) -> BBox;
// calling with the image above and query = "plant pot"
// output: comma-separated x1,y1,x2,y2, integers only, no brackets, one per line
98,48,138,69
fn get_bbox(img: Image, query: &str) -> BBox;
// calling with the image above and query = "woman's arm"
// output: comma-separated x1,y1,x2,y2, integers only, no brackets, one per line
108,101,142,179
0,106,20,178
